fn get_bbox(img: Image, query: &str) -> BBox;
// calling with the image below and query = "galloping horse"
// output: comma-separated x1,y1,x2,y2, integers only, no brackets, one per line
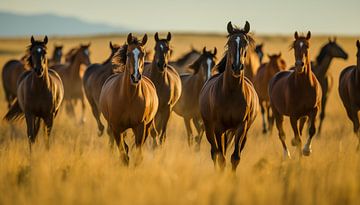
100,33,158,165
311,38,348,135
173,47,217,150
4,36,64,151
83,42,121,136
338,40,360,151
48,44,63,66
254,53,286,134
51,44,91,123
169,47,201,74
144,32,182,146
269,32,322,158
199,21,258,171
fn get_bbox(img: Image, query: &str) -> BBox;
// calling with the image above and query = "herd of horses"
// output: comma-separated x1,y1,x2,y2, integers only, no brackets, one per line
1,21,360,171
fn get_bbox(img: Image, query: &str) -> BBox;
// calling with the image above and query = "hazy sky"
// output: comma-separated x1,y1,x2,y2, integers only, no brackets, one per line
1,0,359,35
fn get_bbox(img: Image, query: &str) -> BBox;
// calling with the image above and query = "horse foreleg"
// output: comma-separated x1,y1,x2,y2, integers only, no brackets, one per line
89,99,104,136
112,128,129,165
25,113,36,153
231,121,248,172
290,116,302,157
303,108,319,156
204,122,217,168
260,102,267,134
193,116,204,152
133,123,147,166
267,103,274,134
183,117,194,147
274,111,290,159
80,97,86,124
214,130,226,171
159,107,171,145
44,116,54,150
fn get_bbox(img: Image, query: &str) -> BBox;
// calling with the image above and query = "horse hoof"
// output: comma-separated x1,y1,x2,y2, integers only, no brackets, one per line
302,148,312,156
291,138,300,146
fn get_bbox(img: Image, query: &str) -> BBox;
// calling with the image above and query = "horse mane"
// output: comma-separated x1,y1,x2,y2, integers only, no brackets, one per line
25,40,47,68
112,43,128,71
102,44,120,65
65,48,79,62
215,54,227,73
175,49,200,66
316,44,329,64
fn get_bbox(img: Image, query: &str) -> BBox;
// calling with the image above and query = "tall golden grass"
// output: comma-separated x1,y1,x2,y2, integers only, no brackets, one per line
0,34,359,205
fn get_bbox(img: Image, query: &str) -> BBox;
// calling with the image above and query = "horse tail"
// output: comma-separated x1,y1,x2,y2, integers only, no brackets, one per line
4,100,24,121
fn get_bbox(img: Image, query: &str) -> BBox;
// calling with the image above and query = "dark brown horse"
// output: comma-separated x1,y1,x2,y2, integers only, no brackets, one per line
254,53,286,134
83,42,121,136
4,36,64,151
269,32,322,158
311,38,348,135
173,47,217,150
48,44,63,66
199,21,258,171
144,32,182,146
99,33,158,165
338,40,360,151
169,47,201,74
51,44,91,123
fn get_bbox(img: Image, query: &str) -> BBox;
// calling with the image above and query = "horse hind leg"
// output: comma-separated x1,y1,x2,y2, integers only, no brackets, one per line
290,117,302,157
113,129,129,166
317,93,328,137
89,100,104,136
133,123,149,166
303,108,319,156
203,122,218,168
159,107,171,145
193,117,204,152
183,117,194,147
260,102,267,134
80,97,86,124
267,104,274,134
231,121,248,172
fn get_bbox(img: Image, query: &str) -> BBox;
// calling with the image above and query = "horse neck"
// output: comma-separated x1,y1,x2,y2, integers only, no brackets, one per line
51,52,60,63
315,55,333,77
121,65,140,98
223,62,244,92
68,53,82,77
295,56,314,85
32,67,51,88
150,61,165,78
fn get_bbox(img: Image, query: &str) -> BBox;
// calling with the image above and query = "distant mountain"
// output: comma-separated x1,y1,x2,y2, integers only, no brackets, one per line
0,11,128,37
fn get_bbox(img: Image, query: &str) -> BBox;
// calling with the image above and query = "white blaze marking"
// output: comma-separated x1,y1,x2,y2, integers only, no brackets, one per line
160,44,164,51
299,42,304,48
84,49,89,56
206,58,212,80
37,48,42,53
133,48,140,77
236,36,240,65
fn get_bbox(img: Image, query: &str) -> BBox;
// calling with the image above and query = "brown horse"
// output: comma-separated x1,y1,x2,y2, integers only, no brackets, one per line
48,44,63,66
99,33,158,165
254,53,286,134
83,41,121,136
311,38,348,135
199,21,258,171
244,43,261,82
51,44,91,123
338,40,360,151
4,36,64,151
269,31,322,158
173,47,217,150
144,32,182,146
255,43,264,64
169,47,201,74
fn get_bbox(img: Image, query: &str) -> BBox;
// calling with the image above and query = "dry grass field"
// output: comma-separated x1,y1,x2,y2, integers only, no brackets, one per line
0,33,359,205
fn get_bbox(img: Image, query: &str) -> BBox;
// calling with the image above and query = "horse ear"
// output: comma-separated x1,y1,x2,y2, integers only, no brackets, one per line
278,52,282,57
127,33,133,44
213,47,217,56
87,42,91,47
357,40,360,49
294,32,299,39
31,36,35,44
154,32,159,42
267,54,271,59
227,21,234,34
203,47,207,53
243,21,250,34
44,36,48,45
306,31,311,40
109,41,113,49
167,32,172,41
141,34,148,46
328,37,332,43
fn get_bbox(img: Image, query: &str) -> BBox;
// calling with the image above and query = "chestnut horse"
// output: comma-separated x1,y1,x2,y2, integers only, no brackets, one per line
83,42,121,136
269,32,322,158
311,38,348,135
199,21,258,171
51,44,91,123
173,47,217,150
338,40,360,151
4,36,64,151
169,47,201,74
100,33,158,165
144,32,182,146
254,53,286,134
2,44,64,109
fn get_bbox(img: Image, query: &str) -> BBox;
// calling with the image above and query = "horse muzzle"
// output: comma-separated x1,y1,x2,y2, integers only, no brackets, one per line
295,60,304,67
232,63,243,75
131,73,142,84
34,67,43,76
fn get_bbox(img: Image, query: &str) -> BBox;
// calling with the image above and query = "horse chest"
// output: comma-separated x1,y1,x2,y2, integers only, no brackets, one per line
217,94,248,126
